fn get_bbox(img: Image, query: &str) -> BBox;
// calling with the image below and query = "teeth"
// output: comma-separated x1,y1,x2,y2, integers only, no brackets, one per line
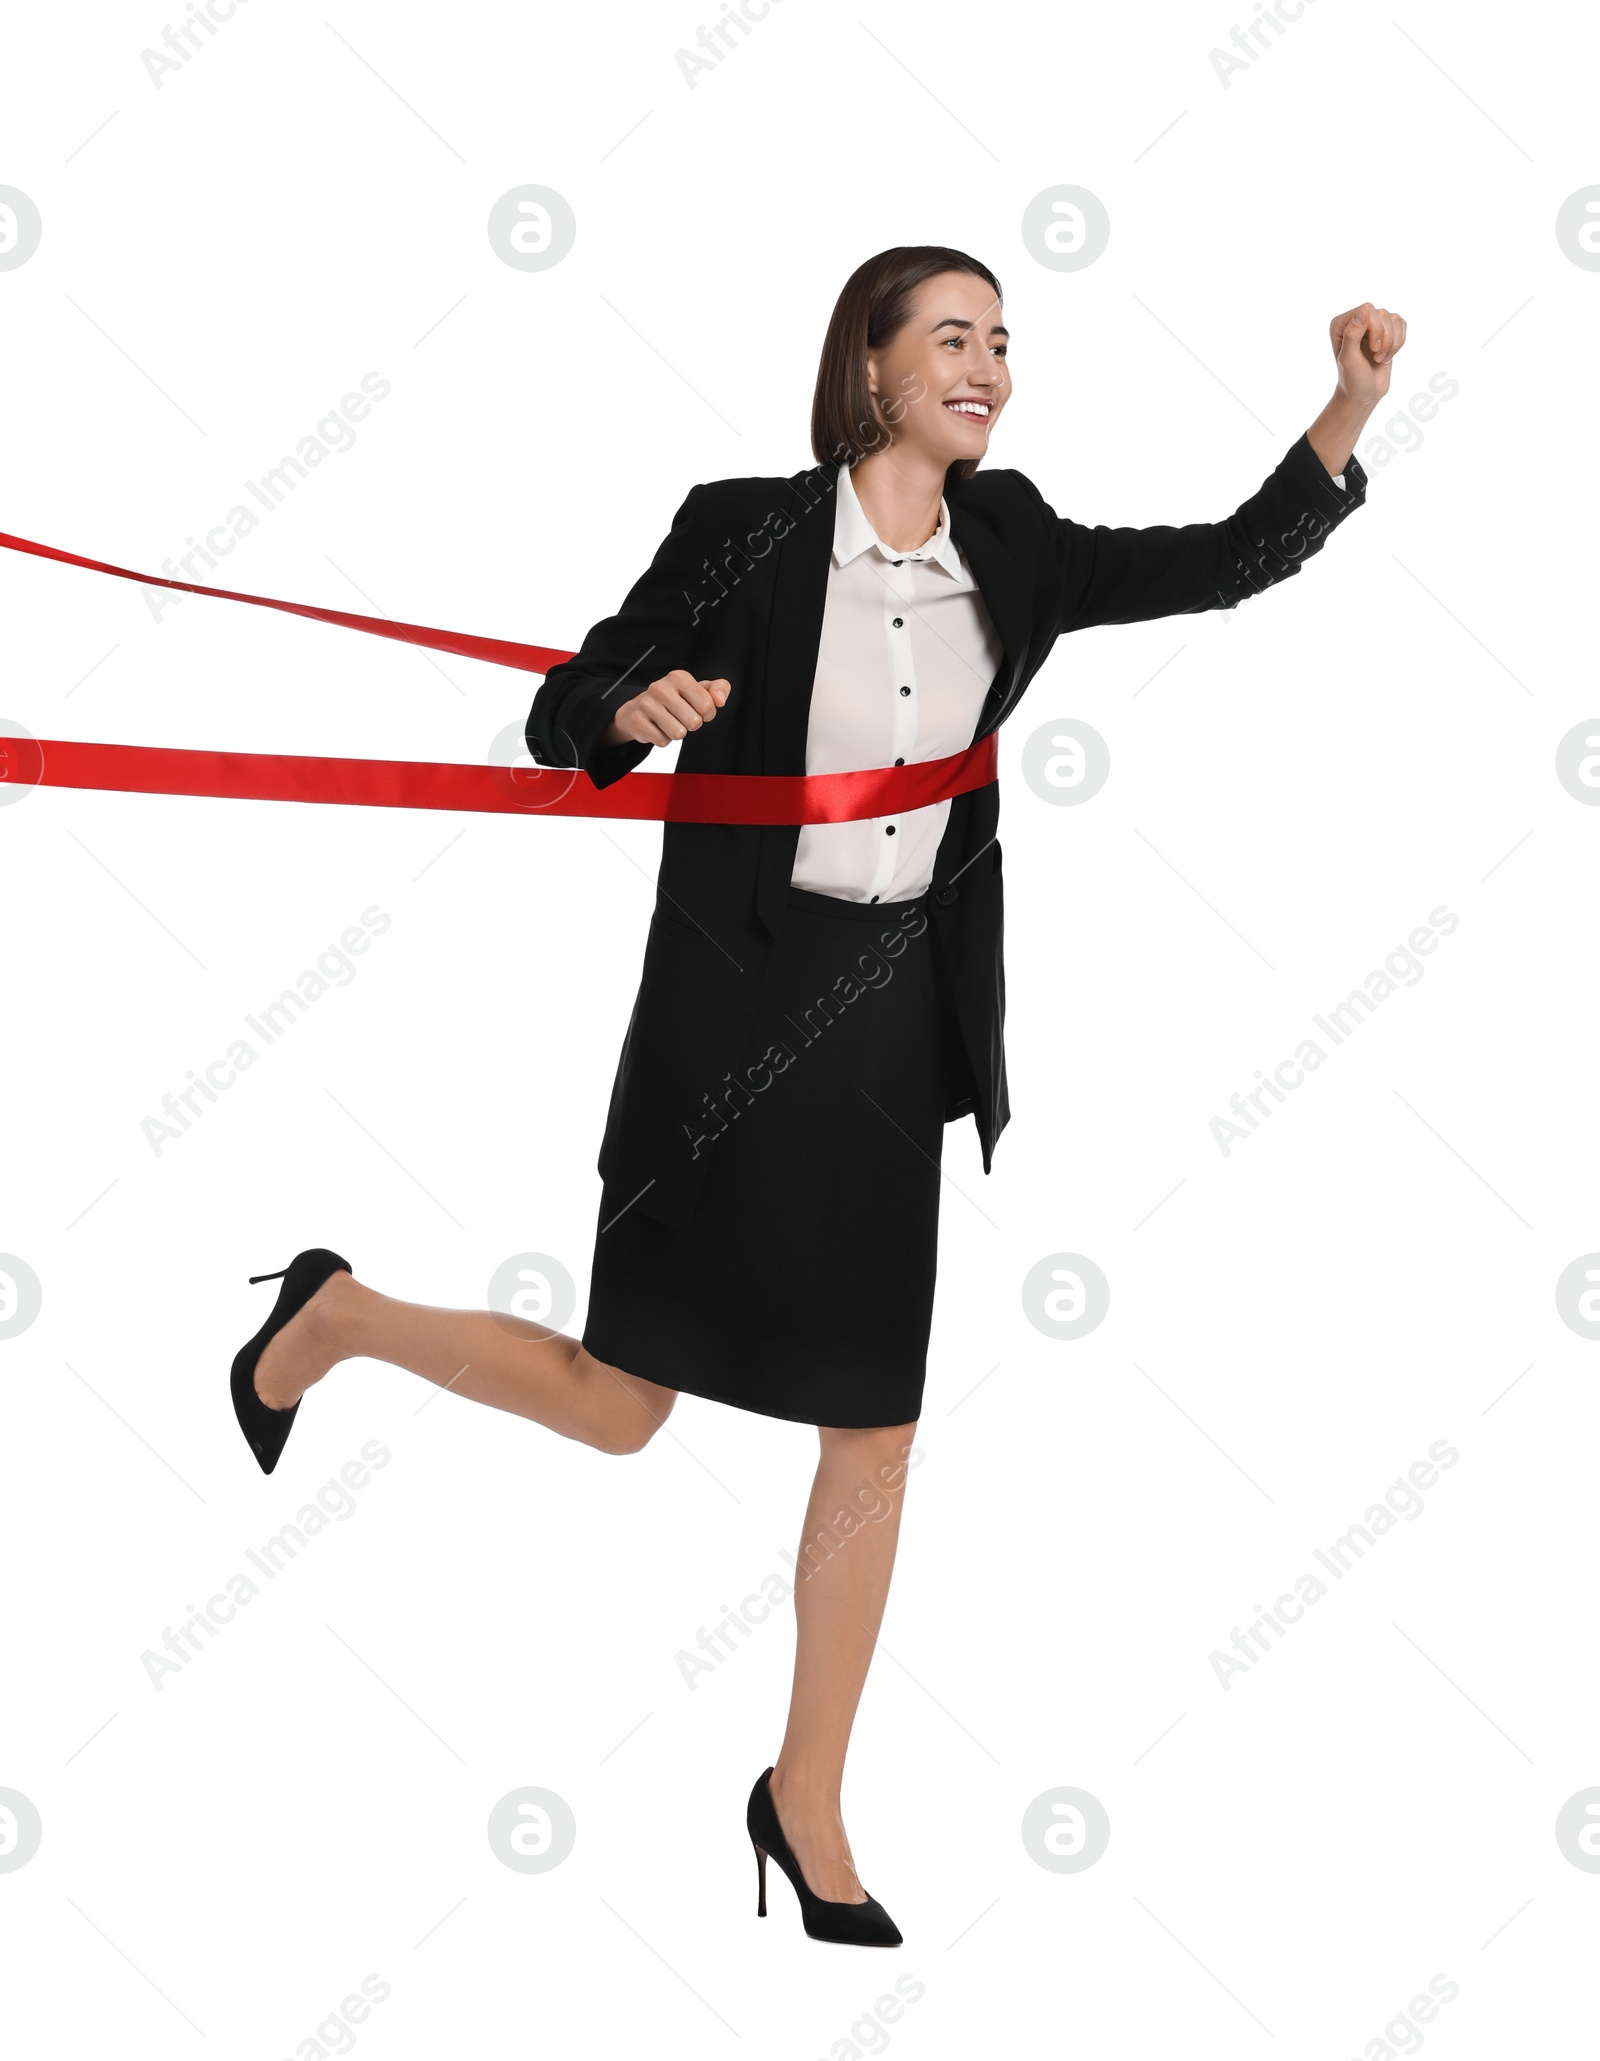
945,402,989,417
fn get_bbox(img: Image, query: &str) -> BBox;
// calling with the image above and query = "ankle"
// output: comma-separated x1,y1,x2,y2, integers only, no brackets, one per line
311,1268,364,1363
769,1759,842,1815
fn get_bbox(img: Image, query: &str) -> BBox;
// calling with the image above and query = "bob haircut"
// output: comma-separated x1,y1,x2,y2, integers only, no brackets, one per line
810,245,1003,486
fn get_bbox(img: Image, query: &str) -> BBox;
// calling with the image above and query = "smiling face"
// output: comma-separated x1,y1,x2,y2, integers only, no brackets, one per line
865,268,1010,469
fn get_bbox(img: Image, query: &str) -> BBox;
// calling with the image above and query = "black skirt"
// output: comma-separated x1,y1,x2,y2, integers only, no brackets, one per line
581,884,969,1427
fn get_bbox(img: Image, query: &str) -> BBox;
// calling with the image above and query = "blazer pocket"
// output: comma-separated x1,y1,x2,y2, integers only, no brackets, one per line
653,890,716,939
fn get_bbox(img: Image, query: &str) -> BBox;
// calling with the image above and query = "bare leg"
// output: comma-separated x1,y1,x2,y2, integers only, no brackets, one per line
767,1421,916,1904
253,1269,676,1455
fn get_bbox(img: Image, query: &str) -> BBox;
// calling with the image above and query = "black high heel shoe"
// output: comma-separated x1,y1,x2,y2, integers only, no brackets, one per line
229,1249,352,1474
746,1766,903,1947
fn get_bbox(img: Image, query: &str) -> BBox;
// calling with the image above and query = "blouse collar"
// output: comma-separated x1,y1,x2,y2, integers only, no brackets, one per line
832,461,970,586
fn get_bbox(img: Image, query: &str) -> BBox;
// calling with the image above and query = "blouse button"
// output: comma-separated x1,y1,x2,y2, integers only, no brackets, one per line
891,616,904,628
899,685,911,697
885,825,896,836
894,756,905,766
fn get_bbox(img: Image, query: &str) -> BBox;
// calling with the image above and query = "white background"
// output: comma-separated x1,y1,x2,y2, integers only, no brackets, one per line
3,0,1597,2053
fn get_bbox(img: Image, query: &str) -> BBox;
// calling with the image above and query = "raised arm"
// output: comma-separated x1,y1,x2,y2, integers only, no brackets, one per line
1043,301,1404,633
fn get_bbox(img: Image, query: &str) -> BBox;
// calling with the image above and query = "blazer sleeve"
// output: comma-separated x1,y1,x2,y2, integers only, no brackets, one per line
525,482,709,791
1039,431,1368,634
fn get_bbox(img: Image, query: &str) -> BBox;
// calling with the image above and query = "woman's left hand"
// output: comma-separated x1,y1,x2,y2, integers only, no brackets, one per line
1329,302,1408,407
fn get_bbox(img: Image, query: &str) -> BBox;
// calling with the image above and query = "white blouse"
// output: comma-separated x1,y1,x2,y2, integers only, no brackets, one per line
790,461,1004,904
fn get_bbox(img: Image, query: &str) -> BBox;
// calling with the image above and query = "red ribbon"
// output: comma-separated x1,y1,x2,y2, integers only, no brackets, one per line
0,527,573,675
0,529,1002,823
5,732,999,823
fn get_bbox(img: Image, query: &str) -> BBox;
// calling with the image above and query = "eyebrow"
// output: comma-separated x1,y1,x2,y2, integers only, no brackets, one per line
931,316,1010,338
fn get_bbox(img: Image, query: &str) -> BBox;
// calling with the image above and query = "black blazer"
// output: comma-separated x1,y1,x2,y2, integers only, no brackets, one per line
527,433,1368,1229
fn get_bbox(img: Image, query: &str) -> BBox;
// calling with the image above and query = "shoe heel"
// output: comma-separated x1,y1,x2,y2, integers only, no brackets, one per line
744,1765,902,1946
230,1248,351,1475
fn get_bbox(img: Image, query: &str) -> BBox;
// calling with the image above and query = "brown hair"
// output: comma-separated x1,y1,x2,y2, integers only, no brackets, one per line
810,245,1003,485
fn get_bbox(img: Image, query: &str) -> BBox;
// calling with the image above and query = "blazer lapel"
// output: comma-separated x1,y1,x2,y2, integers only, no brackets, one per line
754,466,839,934
761,466,840,775
944,479,1030,734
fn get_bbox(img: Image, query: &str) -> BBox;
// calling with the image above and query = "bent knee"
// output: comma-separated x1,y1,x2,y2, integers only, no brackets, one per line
596,1416,663,1457
574,1350,677,1455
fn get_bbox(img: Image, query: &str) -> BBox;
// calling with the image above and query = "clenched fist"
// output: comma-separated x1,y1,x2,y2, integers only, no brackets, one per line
1306,301,1409,477
603,668,731,748
1329,301,1407,408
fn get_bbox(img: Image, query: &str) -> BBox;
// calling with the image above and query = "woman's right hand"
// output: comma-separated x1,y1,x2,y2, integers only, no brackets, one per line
602,669,730,748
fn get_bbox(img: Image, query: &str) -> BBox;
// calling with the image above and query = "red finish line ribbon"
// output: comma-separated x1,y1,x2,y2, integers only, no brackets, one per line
6,732,999,824
0,527,574,675
0,529,1002,824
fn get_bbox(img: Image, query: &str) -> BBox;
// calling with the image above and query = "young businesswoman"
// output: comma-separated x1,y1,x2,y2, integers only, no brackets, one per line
230,245,1402,1945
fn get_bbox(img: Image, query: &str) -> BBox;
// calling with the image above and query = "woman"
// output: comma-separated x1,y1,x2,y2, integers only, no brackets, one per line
230,246,1403,1947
